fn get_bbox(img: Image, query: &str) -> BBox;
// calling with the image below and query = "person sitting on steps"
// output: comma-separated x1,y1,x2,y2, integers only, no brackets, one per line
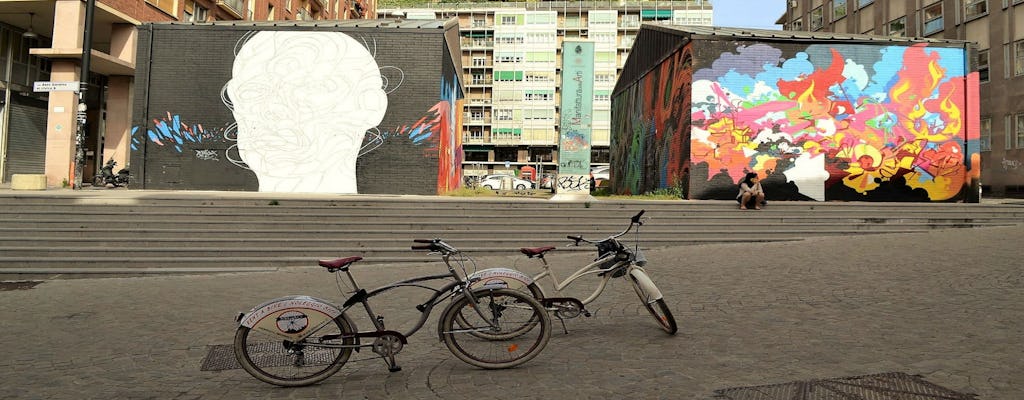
736,172,765,210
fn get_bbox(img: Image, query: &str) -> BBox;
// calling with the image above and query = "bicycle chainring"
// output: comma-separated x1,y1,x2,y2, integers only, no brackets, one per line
372,334,405,357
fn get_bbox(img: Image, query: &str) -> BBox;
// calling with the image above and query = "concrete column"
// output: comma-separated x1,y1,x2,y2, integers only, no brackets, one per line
104,23,137,169
44,63,81,187
43,0,86,187
105,76,132,169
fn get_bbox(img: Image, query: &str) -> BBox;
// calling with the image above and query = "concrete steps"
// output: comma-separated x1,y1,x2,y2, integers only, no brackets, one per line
1,190,1022,275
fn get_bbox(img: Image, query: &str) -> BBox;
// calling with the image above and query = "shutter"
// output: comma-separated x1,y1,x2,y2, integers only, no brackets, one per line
3,93,47,182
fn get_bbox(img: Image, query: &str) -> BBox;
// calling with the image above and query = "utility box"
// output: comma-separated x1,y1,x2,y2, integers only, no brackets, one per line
612,26,980,202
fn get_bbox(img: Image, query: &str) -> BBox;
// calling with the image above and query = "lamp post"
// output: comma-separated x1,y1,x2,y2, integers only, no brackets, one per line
74,0,96,189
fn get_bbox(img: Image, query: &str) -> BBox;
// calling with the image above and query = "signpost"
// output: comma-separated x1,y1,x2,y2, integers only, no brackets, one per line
552,40,596,202
33,81,80,93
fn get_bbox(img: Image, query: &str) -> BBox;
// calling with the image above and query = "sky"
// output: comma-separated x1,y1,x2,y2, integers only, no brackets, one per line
711,0,787,30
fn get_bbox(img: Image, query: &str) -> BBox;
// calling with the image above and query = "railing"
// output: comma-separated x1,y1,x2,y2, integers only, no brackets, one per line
216,0,245,18
394,1,711,10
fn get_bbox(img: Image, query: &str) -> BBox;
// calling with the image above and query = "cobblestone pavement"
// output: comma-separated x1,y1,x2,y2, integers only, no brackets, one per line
1,224,1021,399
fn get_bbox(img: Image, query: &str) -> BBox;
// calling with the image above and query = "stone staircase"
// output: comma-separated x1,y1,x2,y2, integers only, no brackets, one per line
1,189,1023,276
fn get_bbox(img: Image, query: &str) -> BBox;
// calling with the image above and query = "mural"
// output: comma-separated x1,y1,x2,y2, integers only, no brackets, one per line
132,28,462,194
611,47,692,196
690,42,979,202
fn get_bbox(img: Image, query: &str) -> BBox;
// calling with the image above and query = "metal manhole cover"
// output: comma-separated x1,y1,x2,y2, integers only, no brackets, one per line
0,281,42,291
200,343,340,371
714,372,976,400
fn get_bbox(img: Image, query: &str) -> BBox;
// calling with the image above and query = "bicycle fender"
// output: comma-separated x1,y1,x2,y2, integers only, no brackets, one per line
467,268,534,291
238,295,348,341
628,269,663,301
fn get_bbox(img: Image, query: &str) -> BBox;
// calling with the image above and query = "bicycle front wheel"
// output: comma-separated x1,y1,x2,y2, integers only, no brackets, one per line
234,315,355,387
440,288,551,369
629,270,678,335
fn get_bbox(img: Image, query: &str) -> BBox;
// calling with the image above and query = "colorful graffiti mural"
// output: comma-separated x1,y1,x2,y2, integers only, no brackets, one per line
691,42,979,202
611,47,692,196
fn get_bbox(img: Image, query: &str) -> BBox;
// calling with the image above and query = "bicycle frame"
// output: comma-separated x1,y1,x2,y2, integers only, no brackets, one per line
531,253,630,306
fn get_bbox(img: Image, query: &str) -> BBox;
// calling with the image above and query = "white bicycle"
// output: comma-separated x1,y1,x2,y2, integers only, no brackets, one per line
510,210,678,335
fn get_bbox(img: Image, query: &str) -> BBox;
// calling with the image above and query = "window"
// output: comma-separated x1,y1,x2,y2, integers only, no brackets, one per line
495,52,523,63
1014,40,1024,76
524,90,553,102
525,72,553,82
145,0,176,16
525,52,555,63
185,0,208,21
495,109,513,121
857,0,874,7
595,73,616,83
594,93,610,102
979,49,990,83
470,110,484,120
267,4,275,20
791,17,803,31
1017,114,1024,148
810,7,824,30
923,2,944,35
500,15,517,25
888,16,907,37
472,18,486,28
980,118,992,152
964,0,988,20
472,73,488,85
595,51,616,64
833,0,848,20
472,57,487,67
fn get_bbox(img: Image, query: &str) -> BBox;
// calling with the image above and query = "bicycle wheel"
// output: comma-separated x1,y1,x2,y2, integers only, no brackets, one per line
234,315,355,387
629,271,678,335
454,283,545,340
440,288,551,369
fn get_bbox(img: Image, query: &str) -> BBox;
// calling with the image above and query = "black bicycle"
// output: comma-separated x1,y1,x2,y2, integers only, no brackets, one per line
233,239,552,387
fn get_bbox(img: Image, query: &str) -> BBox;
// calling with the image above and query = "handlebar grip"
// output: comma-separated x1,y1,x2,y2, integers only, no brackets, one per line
413,239,434,243
411,245,433,250
631,210,646,225
567,235,583,241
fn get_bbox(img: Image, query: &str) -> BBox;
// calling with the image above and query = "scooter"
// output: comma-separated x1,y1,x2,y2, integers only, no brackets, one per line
93,158,130,188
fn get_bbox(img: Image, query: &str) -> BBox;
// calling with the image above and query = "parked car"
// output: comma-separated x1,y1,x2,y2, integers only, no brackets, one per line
479,175,534,190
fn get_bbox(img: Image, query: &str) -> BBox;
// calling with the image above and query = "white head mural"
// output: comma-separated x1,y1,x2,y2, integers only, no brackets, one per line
226,31,387,193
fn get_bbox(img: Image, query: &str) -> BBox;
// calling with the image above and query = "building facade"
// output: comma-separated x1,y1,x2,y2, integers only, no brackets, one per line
778,0,1022,196
0,0,375,187
377,1,713,181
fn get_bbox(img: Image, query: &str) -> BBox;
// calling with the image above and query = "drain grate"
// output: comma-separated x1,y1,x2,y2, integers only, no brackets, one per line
0,281,42,291
714,372,976,400
200,345,240,371
200,343,340,371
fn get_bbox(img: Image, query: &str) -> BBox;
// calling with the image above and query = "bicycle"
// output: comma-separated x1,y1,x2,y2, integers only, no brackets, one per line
507,210,678,335
233,239,552,387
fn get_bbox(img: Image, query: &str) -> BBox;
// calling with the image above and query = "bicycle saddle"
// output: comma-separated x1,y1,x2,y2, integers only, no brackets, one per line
318,256,363,271
520,246,556,258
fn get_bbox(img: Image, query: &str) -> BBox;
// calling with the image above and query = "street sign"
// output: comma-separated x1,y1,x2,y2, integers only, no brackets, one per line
33,81,80,93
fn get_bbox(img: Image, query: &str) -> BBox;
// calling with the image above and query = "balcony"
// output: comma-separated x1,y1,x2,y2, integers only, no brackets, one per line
216,0,244,19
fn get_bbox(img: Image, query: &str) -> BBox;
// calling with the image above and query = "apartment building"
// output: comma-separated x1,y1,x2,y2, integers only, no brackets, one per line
0,0,375,187
378,1,713,179
777,0,1024,196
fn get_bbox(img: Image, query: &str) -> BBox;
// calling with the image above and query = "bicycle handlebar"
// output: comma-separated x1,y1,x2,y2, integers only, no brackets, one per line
410,238,459,254
567,210,645,246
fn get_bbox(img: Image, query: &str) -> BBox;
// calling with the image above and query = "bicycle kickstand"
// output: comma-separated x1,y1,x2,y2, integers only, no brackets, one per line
554,314,569,335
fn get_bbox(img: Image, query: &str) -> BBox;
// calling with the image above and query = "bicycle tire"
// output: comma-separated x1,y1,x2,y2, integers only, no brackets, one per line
440,288,551,369
629,272,678,335
234,315,355,387
454,283,544,340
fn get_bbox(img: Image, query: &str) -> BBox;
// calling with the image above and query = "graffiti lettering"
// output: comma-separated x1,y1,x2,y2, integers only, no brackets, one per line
195,149,219,161
1002,158,1022,170
560,160,585,169
557,175,591,190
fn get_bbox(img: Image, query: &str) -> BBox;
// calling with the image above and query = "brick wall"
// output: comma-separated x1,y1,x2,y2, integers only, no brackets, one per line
132,24,454,194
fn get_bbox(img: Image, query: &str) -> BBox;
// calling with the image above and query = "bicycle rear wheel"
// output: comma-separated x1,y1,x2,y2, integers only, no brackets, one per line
629,271,678,335
440,288,551,369
234,315,355,387
454,282,544,340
